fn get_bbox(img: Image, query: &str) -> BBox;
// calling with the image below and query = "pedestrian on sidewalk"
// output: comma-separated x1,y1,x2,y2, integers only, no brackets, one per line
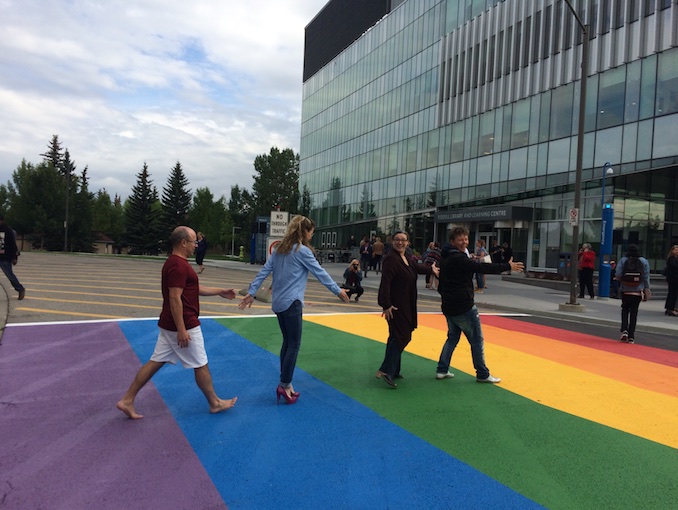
116,226,238,420
663,245,678,316
473,239,488,292
239,216,349,404
195,231,207,274
0,213,25,300
376,231,439,389
359,236,372,278
435,227,524,383
615,244,651,344
578,243,596,299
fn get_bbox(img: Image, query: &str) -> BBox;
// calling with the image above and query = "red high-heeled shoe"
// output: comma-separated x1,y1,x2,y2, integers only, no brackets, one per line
276,385,298,405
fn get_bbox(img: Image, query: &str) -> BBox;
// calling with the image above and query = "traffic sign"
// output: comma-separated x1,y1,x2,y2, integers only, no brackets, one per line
568,207,579,227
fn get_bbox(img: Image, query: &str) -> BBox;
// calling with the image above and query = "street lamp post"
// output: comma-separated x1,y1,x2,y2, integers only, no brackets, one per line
231,226,241,257
564,0,589,308
598,162,615,298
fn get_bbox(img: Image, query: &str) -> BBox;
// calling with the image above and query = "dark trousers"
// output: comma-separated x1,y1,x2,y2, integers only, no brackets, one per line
276,300,303,387
342,284,363,300
579,268,595,298
621,293,642,338
665,278,678,311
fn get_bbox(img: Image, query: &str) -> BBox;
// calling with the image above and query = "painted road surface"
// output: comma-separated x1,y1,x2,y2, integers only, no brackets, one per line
1,313,676,509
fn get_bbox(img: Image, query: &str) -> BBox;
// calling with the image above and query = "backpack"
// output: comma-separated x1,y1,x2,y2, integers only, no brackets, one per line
621,257,643,286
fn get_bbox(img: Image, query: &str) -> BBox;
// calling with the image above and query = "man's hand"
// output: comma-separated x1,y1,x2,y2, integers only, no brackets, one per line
338,289,350,303
218,289,237,300
177,329,191,348
508,257,525,273
382,305,397,321
238,294,254,309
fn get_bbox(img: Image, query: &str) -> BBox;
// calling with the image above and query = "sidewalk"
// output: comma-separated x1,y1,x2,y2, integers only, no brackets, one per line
207,258,677,336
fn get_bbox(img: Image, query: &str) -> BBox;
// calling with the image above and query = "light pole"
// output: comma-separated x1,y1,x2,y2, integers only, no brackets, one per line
231,226,241,257
598,162,615,298
564,0,589,308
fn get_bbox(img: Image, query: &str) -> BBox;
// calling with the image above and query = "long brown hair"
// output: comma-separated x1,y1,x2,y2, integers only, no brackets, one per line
275,215,315,255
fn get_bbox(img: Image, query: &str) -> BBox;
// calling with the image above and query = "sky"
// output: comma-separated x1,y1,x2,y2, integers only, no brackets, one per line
0,0,328,202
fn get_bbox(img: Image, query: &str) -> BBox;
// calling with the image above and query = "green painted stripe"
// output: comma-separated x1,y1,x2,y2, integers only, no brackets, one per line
220,318,678,509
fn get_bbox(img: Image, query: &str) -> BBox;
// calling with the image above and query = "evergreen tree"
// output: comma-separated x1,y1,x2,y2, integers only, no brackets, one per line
124,163,163,254
251,147,299,216
69,167,95,252
40,135,64,174
161,161,192,233
61,149,79,251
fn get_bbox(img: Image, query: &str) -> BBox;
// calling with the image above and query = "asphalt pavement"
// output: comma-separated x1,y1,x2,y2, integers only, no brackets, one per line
0,253,674,337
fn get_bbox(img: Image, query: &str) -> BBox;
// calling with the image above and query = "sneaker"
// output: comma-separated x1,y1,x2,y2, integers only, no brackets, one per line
435,371,455,380
620,331,628,342
477,375,501,383
628,337,635,344
18,289,25,300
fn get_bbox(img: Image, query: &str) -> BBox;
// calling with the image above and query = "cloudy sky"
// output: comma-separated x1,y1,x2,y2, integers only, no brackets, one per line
0,0,328,201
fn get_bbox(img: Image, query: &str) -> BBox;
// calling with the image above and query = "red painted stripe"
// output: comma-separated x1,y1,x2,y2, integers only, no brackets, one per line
481,315,678,368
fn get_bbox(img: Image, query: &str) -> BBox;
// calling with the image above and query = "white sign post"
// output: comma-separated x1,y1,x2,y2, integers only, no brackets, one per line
270,211,289,237
267,211,289,260
568,207,579,227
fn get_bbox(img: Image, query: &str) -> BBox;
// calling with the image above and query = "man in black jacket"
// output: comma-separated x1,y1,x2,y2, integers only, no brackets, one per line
0,214,25,300
436,227,523,383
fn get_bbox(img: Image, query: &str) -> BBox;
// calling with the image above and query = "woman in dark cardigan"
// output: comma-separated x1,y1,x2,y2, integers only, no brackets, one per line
375,231,439,388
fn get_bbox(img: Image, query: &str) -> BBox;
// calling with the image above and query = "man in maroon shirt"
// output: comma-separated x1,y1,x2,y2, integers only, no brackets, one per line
116,226,238,419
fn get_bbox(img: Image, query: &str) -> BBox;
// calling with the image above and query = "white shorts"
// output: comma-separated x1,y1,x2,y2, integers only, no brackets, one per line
150,326,208,369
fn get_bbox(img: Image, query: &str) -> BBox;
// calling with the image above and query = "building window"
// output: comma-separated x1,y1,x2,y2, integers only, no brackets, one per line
656,50,678,117
550,85,574,139
597,67,626,129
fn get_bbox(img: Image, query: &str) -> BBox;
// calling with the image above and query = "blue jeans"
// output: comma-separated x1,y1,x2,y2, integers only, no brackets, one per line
0,259,24,292
436,306,490,379
276,300,303,387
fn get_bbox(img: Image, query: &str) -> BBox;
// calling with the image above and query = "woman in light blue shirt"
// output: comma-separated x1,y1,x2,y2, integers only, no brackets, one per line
239,216,349,404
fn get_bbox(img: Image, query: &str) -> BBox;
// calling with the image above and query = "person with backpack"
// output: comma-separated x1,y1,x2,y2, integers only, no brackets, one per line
615,244,651,343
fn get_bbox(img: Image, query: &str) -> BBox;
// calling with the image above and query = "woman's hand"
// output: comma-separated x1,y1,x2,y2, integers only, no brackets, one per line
431,263,440,278
238,294,254,309
382,305,397,321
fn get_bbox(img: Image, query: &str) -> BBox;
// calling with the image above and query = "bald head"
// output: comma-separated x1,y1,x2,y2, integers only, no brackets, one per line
170,226,195,247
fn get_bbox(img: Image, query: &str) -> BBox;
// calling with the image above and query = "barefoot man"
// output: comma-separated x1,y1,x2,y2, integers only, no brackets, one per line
117,226,237,419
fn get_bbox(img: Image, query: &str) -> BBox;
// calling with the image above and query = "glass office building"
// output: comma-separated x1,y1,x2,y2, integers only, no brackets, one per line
300,0,678,270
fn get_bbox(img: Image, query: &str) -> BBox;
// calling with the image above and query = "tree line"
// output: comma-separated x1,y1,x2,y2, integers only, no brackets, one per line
0,135,313,255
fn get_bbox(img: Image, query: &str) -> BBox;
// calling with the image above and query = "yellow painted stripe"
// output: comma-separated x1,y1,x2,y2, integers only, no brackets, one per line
305,314,678,449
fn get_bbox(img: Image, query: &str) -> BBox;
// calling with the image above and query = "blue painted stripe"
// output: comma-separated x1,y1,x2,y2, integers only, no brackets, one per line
120,319,543,510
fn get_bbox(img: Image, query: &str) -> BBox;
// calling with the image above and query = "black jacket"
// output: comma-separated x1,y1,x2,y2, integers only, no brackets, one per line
0,224,18,261
438,244,510,316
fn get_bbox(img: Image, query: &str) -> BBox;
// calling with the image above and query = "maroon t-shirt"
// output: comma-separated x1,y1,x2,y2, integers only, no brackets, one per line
158,254,200,331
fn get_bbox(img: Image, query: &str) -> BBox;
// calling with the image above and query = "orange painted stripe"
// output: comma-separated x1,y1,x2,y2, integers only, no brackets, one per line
417,314,678,398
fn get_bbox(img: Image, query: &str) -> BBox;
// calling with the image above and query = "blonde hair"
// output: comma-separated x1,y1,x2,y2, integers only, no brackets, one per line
276,215,315,255
668,245,678,259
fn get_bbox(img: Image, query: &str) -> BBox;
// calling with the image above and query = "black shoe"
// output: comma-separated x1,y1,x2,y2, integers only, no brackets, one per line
628,337,635,344
394,374,404,379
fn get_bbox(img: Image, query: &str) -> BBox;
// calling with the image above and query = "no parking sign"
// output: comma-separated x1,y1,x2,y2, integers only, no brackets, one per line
568,207,579,227
267,238,281,259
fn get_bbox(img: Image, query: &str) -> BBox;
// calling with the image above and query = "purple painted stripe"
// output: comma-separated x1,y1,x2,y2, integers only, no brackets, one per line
0,322,226,510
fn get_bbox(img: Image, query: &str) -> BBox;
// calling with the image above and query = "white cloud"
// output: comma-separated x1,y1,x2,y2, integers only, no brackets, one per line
0,0,327,201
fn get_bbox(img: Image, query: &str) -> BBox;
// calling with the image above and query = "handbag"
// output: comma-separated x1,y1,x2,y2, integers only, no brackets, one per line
482,255,492,263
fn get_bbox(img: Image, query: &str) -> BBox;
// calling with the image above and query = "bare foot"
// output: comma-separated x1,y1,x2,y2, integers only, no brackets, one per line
116,399,143,420
210,396,237,414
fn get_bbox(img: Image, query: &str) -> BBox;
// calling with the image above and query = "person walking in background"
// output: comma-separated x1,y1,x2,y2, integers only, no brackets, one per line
372,236,384,274
239,216,349,404
375,231,439,389
423,242,442,289
490,240,503,263
341,258,364,301
436,227,524,383
195,231,207,274
578,243,596,299
663,245,678,316
359,236,372,278
615,244,651,344
473,239,488,293
0,213,25,300
116,226,237,420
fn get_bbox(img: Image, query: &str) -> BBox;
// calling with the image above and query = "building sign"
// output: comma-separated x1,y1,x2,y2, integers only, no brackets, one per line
270,211,289,237
434,206,532,223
